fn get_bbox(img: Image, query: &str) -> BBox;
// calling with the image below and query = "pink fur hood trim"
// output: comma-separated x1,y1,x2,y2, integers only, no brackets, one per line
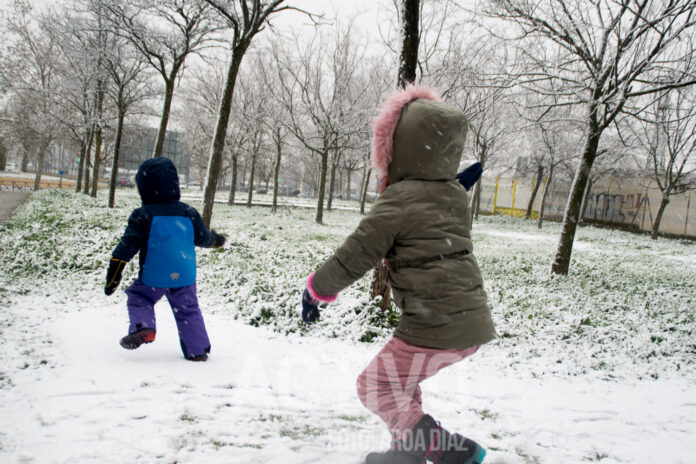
307,273,338,303
371,85,442,190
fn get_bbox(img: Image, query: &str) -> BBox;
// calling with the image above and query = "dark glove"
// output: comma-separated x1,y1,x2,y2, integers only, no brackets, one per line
301,288,321,323
456,162,483,191
105,258,127,295
211,230,226,248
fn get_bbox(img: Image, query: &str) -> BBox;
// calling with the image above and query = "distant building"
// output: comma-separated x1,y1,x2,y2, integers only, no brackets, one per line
119,126,190,181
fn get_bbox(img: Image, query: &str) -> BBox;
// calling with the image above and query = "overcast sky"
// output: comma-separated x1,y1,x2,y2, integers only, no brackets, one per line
0,0,390,42
274,0,388,40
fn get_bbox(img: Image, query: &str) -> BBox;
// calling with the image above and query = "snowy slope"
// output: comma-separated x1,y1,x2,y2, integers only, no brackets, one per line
0,190,695,463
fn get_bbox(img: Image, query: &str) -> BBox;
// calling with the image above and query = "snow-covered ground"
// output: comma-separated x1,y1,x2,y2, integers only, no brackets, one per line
1,190,694,463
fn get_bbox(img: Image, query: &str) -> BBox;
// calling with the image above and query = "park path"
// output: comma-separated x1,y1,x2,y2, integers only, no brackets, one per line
0,191,31,222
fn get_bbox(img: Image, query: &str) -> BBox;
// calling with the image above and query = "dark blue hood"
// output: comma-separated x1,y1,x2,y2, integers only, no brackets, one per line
135,157,181,204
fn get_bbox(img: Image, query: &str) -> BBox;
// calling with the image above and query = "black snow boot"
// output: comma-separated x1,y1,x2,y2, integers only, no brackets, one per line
364,449,422,464
119,328,156,350
411,414,486,464
365,415,486,464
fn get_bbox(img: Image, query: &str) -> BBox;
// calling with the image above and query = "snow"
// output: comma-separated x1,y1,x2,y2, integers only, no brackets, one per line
1,189,695,463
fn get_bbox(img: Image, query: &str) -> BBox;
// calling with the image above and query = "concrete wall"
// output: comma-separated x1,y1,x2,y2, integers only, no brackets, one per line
478,175,695,237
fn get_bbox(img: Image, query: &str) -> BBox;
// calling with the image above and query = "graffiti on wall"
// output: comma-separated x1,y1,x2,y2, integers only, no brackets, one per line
583,193,644,223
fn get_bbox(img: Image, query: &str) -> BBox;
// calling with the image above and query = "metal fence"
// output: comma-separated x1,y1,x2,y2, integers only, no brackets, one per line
0,178,76,192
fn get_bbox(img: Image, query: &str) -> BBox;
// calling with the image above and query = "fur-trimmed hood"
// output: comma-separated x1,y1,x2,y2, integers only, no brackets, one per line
371,85,468,192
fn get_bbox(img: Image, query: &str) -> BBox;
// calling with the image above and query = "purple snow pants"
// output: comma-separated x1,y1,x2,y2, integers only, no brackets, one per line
125,279,211,359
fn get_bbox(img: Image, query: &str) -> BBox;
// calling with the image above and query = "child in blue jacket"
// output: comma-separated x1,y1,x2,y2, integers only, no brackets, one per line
104,157,225,361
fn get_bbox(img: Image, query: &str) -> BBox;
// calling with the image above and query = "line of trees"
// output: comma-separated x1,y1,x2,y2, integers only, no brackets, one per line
1,0,696,277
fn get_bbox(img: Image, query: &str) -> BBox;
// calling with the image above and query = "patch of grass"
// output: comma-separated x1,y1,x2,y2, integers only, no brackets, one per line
336,415,367,423
179,413,197,423
3,190,695,379
359,330,381,343
279,425,326,440
473,408,499,421
585,451,610,461
211,440,263,450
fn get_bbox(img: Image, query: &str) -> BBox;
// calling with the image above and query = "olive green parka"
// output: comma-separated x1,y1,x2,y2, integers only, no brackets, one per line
310,86,496,350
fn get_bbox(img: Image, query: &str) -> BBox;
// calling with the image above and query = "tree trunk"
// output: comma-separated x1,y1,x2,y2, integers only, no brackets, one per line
21,146,30,172
551,111,602,275
360,166,371,215
227,154,238,206
246,150,257,208
202,45,248,227
471,179,482,221
360,167,372,214
90,124,103,198
579,177,594,224
345,168,352,201
370,262,391,311
76,127,92,193
525,165,544,220
537,164,554,229
651,193,671,240
0,137,6,171
108,108,126,208
152,79,175,159
32,138,50,191
91,80,105,197
397,0,420,87
315,151,329,224
240,164,248,190
83,122,95,196
272,128,282,213
327,154,339,211
75,140,85,192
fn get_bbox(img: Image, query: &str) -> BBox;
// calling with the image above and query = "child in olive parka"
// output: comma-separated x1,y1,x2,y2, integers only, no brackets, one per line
301,86,495,464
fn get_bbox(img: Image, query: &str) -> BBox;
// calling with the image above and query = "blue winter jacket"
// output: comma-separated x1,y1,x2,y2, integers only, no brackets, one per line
111,157,219,288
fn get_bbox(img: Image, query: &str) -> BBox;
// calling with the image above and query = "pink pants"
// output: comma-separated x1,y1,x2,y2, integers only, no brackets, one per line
356,336,478,441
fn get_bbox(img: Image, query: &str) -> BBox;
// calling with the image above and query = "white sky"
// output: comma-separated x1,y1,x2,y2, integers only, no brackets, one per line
273,0,389,41
0,0,390,41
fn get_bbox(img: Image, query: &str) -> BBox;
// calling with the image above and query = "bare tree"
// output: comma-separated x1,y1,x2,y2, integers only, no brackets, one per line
226,119,250,205
254,52,290,212
1,1,61,191
88,3,109,198
236,79,267,208
633,89,696,239
200,0,302,227
2,93,38,174
178,64,224,191
101,0,218,160
341,150,362,201
104,38,150,208
273,21,371,224
422,23,520,221
467,102,517,220
486,0,696,275
44,2,101,193
514,89,584,224
534,120,582,229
